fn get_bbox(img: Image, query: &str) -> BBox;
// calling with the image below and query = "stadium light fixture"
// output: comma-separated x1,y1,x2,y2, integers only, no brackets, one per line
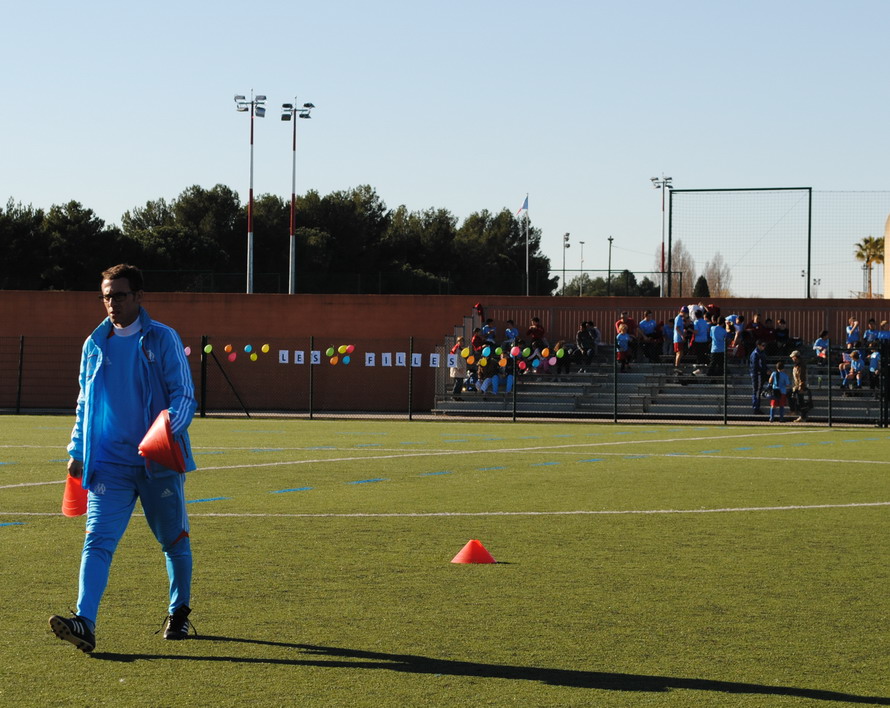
234,91,267,293
281,97,315,294
651,174,673,297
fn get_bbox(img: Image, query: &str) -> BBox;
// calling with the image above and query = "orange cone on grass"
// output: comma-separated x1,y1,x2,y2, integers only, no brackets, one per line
138,410,186,473
62,473,87,517
451,539,496,564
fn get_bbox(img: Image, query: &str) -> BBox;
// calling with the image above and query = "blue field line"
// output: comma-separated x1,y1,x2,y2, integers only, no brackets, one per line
531,461,559,466
399,441,423,445
624,455,649,459
195,451,226,455
819,441,835,445
251,448,284,453
307,446,336,450
0,522,25,527
553,434,573,438
419,470,451,476
441,439,468,443
338,432,387,436
699,450,719,454
187,497,231,504
233,430,284,434
0,461,15,465
49,458,69,463
734,447,753,451
477,466,505,471
794,443,810,446
347,478,387,484
270,487,313,494
483,437,504,441
354,444,381,448
516,436,540,440
764,445,783,449
580,458,603,462
615,431,631,435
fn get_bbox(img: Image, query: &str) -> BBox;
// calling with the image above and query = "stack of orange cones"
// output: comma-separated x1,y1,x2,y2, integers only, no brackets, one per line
138,410,186,473
62,473,87,517
451,539,496,564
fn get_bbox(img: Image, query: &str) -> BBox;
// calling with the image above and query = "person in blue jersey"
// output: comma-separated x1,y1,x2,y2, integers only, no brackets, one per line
672,306,689,372
767,360,791,422
49,264,197,653
706,316,729,377
845,317,860,348
690,309,711,374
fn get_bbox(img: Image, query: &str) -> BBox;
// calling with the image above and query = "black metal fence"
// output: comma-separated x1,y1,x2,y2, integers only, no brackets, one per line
1,336,887,426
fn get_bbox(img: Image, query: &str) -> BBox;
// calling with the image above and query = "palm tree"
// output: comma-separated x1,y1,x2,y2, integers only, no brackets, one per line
854,235,884,298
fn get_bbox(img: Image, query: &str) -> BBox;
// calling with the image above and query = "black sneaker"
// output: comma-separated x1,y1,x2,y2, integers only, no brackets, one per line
160,605,195,640
49,614,96,653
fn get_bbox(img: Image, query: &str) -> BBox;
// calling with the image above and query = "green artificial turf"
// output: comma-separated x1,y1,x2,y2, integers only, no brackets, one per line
1,416,888,706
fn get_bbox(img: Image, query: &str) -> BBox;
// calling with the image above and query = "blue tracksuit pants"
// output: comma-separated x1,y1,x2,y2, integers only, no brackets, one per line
77,463,191,626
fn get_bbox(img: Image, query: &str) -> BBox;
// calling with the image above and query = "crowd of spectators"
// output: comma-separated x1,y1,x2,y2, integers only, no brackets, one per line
447,307,887,409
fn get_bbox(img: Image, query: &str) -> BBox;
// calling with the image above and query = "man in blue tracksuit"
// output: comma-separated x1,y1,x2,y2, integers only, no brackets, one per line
50,264,197,653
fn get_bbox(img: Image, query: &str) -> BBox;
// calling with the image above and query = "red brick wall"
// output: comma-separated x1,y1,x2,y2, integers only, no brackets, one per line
2,291,887,411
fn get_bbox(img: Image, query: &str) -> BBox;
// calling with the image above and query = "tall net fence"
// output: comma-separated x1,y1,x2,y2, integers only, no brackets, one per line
669,189,889,300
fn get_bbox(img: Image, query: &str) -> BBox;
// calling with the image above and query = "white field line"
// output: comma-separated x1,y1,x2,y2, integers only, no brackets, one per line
4,501,890,519
1,429,888,490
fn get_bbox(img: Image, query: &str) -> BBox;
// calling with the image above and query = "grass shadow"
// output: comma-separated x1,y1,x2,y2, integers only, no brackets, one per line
89,636,890,704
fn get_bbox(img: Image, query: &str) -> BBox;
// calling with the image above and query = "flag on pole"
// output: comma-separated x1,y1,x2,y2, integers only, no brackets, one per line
516,195,528,215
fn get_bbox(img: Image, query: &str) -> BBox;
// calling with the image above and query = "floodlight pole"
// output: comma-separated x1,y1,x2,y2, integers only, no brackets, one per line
578,241,585,297
607,235,614,296
235,91,267,294
651,174,673,297
562,233,570,296
282,99,314,295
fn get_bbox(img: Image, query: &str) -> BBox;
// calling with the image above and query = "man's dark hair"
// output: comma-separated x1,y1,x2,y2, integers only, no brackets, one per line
102,264,144,292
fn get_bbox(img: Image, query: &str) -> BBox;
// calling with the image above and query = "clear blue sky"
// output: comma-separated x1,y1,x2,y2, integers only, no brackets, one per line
3,0,888,298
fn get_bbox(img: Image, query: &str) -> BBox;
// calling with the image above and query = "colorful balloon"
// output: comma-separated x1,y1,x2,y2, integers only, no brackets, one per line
261,344,270,353
250,353,258,361
495,347,503,355
549,356,557,366
499,357,508,367
532,358,541,367
542,348,550,358
326,347,335,357
479,357,488,367
244,344,253,353
224,344,233,353
482,346,491,357
466,356,475,365
183,346,191,356
346,344,355,354
203,345,213,354
510,346,521,357
228,352,237,362
556,348,565,358
338,345,348,354
461,347,471,358
518,360,527,370
330,356,339,365
342,355,351,365
522,347,531,358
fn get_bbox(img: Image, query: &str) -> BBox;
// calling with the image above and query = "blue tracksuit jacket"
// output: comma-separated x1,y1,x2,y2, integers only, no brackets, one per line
67,307,197,489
